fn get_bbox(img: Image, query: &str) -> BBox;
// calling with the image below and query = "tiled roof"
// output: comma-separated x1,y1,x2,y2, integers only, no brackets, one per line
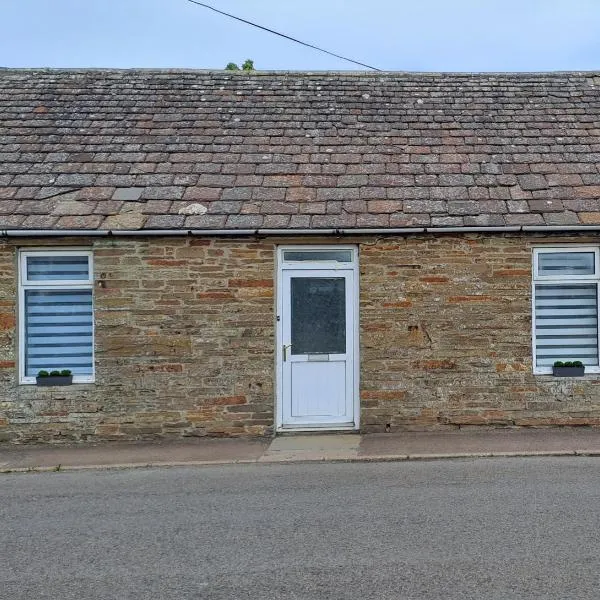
1,69,600,231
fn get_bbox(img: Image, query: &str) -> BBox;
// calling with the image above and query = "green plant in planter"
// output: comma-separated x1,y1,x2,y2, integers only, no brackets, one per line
553,361,584,368
37,369,72,378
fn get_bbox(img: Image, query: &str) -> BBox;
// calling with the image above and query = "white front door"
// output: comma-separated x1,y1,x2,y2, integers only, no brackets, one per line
277,247,358,430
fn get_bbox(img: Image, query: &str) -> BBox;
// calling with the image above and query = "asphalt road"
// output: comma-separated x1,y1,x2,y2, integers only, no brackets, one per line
2,458,600,599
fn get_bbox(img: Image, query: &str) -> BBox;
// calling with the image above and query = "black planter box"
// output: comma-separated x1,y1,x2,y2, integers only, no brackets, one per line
552,366,585,377
36,375,73,386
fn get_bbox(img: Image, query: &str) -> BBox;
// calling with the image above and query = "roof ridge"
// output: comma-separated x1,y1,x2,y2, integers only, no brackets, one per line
1,68,600,77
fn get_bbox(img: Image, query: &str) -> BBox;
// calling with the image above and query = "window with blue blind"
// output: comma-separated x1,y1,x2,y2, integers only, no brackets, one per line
533,248,600,374
19,251,94,383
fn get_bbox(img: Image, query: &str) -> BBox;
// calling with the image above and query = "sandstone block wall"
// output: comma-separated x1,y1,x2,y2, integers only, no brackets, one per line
360,233,600,430
0,236,275,442
1,233,599,443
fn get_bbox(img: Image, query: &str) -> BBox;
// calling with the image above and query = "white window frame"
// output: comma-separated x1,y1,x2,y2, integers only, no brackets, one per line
18,249,95,384
532,245,600,375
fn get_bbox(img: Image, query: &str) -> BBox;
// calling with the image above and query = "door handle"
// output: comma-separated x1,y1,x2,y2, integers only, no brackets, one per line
282,344,292,361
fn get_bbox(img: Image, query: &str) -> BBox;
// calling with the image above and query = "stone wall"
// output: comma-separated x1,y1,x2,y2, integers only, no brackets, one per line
360,233,600,431
0,236,276,442
1,233,600,443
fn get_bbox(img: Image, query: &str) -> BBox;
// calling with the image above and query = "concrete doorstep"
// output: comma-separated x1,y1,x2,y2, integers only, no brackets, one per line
2,428,600,473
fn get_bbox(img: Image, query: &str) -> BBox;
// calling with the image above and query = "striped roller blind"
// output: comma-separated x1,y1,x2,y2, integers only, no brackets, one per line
24,290,94,376
538,252,595,276
535,284,599,367
26,255,91,281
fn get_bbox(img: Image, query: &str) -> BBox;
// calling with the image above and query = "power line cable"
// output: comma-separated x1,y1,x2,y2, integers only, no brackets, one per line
184,0,382,71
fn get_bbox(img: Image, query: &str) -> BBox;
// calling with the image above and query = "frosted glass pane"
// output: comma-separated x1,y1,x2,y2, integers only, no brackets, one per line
283,250,352,262
291,277,345,354
535,284,598,367
538,252,595,276
27,256,90,281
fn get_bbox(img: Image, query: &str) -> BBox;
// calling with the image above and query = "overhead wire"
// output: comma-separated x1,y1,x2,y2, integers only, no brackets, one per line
184,0,382,71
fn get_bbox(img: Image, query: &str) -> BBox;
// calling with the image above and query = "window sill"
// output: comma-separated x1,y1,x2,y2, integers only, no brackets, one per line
533,369,600,376
20,378,95,386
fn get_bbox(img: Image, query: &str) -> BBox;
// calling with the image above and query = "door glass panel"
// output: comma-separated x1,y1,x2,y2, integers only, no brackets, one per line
283,250,352,263
291,277,346,354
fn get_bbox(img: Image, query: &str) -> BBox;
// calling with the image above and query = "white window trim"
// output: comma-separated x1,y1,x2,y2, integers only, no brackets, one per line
18,249,95,385
532,245,600,375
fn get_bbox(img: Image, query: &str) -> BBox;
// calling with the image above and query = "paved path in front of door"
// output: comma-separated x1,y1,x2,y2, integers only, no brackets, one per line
262,434,361,462
4,428,600,472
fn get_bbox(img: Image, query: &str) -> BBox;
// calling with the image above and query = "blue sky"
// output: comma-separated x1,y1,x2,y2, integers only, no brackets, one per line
2,0,600,72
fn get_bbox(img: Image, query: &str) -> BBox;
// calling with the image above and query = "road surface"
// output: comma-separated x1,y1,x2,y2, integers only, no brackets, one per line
2,457,600,599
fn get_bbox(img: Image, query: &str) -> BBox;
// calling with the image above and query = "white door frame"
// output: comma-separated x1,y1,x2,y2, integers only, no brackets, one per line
275,245,360,432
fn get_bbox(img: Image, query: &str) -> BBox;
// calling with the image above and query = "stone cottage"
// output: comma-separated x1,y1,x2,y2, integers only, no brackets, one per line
1,69,600,443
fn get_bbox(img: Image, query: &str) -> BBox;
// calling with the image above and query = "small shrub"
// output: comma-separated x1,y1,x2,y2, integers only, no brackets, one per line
37,370,50,378
225,59,255,72
49,370,61,377
60,369,72,377
554,360,584,368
